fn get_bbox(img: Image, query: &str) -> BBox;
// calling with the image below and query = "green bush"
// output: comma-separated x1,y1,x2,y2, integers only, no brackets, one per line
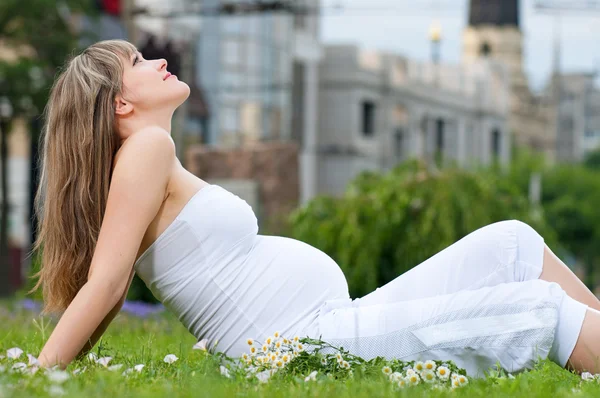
287,160,556,298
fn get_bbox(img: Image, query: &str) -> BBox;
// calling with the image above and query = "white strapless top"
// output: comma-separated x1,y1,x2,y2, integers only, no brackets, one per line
133,184,350,357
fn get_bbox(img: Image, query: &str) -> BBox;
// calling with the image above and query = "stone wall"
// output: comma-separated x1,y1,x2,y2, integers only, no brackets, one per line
184,142,300,233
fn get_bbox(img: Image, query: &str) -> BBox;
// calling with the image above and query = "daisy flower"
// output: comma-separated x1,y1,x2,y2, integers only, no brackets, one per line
382,366,392,375
282,354,291,363
246,338,254,346
265,336,274,345
391,372,403,382
293,336,299,343
295,343,305,352
406,372,420,386
283,338,290,344
269,353,277,362
273,331,280,338
275,340,282,349
424,360,436,371
321,357,328,365
341,361,350,369
436,365,450,380
414,361,424,372
261,344,269,353
421,369,436,383
456,374,469,386
336,353,343,362
242,353,249,361
274,360,284,369
249,346,258,355
397,378,407,389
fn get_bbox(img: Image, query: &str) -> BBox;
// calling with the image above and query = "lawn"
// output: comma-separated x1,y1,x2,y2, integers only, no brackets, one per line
0,299,596,397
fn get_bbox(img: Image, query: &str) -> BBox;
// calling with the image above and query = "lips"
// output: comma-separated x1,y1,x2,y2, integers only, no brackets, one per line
163,72,172,80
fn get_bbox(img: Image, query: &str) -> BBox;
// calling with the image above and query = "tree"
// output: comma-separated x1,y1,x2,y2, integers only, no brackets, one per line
286,160,557,298
0,0,96,297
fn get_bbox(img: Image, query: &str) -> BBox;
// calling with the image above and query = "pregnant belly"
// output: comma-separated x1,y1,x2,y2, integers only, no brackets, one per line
208,235,350,333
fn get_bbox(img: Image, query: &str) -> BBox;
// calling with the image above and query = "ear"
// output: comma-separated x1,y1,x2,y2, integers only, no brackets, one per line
114,94,133,116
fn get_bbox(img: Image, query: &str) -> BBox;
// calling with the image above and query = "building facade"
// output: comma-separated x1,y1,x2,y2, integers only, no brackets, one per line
315,45,511,196
550,73,600,162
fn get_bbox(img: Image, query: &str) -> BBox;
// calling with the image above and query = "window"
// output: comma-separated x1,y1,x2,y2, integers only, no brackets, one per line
362,101,376,137
394,128,405,160
492,129,501,157
480,42,492,57
435,118,444,152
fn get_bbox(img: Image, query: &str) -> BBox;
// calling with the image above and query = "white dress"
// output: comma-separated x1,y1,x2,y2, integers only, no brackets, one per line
133,184,588,378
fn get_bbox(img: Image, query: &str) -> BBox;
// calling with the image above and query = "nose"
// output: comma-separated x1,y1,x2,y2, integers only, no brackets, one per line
158,58,167,71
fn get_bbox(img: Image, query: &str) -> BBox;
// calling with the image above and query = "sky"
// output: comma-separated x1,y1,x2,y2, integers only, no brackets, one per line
320,0,600,91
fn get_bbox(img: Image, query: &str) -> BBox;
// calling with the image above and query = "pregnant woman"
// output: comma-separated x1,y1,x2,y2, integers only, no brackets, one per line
32,40,600,378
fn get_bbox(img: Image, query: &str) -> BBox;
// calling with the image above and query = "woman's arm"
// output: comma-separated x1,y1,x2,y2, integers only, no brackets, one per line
37,128,176,369
74,267,136,361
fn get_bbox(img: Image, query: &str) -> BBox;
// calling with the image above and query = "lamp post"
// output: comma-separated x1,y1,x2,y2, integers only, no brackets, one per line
0,96,14,297
429,20,442,86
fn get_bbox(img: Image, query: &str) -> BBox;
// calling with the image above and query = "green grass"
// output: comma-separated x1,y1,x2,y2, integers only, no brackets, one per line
0,301,597,397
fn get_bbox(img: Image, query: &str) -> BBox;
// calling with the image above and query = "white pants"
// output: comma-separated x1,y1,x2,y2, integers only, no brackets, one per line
303,220,588,378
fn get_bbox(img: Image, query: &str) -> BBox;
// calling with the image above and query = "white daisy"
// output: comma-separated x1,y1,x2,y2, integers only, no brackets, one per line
163,354,178,364
261,344,269,353
406,372,420,386
381,366,392,375
390,372,403,382
397,378,407,389
414,361,424,372
457,374,469,386
273,331,281,338
282,354,291,363
265,336,274,345
321,357,328,365
424,360,436,371
341,361,350,369
436,365,450,380
246,338,254,346
421,369,436,383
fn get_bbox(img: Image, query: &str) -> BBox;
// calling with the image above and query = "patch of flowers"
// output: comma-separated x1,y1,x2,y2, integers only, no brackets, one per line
211,331,470,389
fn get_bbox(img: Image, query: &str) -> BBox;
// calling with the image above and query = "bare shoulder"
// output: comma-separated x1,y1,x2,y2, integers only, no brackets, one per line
87,127,176,282
113,127,175,169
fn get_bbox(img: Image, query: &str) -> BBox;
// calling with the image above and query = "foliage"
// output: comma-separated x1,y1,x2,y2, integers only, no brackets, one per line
0,0,97,123
287,159,556,298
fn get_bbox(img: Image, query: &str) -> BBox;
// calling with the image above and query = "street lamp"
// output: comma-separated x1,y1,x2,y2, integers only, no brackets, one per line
429,20,442,64
429,20,442,86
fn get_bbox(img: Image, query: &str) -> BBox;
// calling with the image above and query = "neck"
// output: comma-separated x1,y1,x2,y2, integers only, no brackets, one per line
118,108,174,139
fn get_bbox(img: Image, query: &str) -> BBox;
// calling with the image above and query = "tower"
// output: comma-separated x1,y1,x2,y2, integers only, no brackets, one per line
463,0,554,156
463,0,526,89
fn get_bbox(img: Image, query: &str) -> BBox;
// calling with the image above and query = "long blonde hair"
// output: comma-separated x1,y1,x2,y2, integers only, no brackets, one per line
28,40,138,315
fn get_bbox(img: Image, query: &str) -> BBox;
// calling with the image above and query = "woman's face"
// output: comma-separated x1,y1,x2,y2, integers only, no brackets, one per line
119,50,190,113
